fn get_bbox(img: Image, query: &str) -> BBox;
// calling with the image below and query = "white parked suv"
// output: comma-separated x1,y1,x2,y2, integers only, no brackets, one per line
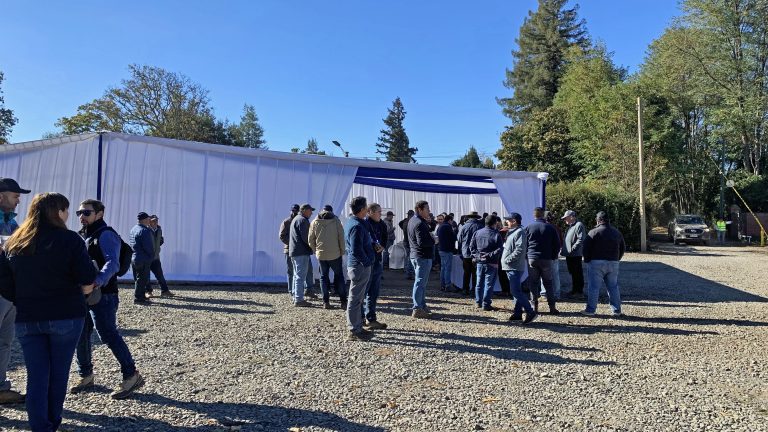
668,214,712,245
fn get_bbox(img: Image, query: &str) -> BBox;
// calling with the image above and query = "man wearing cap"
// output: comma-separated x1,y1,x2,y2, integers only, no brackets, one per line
308,205,347,309
280,205,300,293
144,215,173,298
457,211,483,297
129,212,155,304
470,215,504,311
582,211,626,317
502,213,537,324
526,207,561,314
0,178,30,404
289,204,315,307
561,210,586,297
382,211,396,269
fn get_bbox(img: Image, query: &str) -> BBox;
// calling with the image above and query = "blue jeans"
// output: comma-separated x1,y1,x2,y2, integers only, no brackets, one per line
319,257,347,303
291,255,311,303
410,258,432,310
508,270,534,315
76,293,136,380
16,318,84,432
586,260,622,314
363,258,384,322
438,251,453,288
475,264,498,307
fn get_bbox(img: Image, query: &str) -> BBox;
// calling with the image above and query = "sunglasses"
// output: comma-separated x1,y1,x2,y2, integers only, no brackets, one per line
76,210,94,217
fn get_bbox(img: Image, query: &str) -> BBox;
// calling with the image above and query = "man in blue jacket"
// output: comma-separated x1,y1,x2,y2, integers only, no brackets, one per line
457,212,483,297
129,212,155,304
470,216,504,311
289,204,315,307
526,207,561,314
407,200,435,319
0,177,29,404
436,214,457,291
344,196,375,341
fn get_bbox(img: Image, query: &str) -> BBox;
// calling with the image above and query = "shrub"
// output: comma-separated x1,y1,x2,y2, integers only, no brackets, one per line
546,181,643,250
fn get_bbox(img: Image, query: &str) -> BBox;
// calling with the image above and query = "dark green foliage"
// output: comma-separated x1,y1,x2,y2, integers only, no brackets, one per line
376,97,417,163
228,105,266,149
498,0,589,123
729,174,768,213
0,72,18,144
546,181,644,250
451,146,495,169
302,138,326,155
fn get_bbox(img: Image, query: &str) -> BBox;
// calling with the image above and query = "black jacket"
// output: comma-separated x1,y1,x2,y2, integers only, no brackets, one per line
583,223,626,263
0,224,97,323
80,219,119,295
366,218,389,260
407,216,435,259
526,219,560,260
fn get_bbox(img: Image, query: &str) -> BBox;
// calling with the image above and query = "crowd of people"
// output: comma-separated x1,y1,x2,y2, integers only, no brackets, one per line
281,196,627,341
0,177,173,431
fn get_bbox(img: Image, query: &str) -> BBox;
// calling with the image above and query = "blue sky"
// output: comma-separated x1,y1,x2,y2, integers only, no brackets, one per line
1,1,680,166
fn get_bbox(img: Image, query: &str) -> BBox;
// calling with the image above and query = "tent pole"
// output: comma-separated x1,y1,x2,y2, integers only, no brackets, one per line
97,132,103,200
541,179,547,208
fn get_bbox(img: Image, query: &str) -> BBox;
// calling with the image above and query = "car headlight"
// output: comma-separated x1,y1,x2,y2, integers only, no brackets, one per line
675,227,683,232
704,228,711,232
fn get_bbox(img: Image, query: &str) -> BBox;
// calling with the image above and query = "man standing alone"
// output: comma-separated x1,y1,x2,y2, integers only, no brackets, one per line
561,210,586,297
0,178,29,404
344,197,375,341
582,211,626,317
408,200,435,319
129,212,155,304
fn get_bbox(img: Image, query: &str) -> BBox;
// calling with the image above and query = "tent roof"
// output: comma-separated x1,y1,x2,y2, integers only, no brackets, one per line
7,132,548,181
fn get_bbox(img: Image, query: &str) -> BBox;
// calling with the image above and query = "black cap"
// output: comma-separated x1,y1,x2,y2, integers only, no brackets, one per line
137,212,150,221
386,211,394,217
0,178,31,194
322,205,333,212
504,212,522,224
300,203,315,212
291,204,300,212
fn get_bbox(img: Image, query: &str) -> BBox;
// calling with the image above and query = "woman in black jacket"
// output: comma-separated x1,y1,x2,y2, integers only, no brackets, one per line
0,192,96,432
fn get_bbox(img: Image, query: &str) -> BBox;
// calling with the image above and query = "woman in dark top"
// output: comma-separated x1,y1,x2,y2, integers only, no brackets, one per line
0,193,96,432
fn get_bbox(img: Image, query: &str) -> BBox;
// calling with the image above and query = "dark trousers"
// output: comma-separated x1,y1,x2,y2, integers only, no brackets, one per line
145,259,169,293
132,261,151,300
319,257,347,303
462,257,476,293
566,256,584,293
528,258,556,309
284,252,293,293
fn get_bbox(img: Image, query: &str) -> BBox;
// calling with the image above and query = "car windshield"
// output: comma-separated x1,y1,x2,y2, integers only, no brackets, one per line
677,216,704,225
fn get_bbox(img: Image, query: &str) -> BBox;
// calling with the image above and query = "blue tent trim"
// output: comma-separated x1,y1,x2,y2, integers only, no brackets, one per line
353,176,499,194
355,166,494,183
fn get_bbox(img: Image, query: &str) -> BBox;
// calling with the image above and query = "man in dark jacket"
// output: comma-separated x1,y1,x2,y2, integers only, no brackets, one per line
561,210,587,296
436,214,457,291
345,196,375,341
526,207,561,314
279,204,300,293
289,204,315,307
363,203,388,330
129,212,155,304
72,199,144,399
470,216,504,310
408,201,435,319
144,215,173,298
399,210,415,278
582,211,626,317
457,212,483,296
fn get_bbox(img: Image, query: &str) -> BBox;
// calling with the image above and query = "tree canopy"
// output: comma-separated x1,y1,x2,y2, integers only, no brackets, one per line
376,97,417,163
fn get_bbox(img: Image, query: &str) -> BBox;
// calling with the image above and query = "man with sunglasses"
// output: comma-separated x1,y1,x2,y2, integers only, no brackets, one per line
71,199,144,399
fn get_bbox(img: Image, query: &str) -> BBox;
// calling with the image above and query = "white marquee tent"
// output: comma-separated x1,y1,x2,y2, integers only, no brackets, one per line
1,132,548,282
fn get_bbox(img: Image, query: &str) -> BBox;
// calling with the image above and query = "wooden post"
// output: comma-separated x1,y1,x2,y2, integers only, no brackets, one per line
637,97,647,252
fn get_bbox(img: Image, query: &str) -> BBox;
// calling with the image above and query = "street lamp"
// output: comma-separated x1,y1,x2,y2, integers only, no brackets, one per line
332,140,349,157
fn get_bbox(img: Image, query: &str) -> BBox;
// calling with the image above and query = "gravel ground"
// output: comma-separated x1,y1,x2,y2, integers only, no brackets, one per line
1,242,767,431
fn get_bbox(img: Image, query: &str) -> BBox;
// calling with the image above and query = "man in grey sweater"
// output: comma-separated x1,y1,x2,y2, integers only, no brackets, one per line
561,210,586,297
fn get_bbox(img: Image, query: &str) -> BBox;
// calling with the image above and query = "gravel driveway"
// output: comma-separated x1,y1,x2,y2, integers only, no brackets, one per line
2,242,766,431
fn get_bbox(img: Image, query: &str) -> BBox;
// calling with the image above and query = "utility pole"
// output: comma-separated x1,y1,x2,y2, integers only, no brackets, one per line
637,97,647,252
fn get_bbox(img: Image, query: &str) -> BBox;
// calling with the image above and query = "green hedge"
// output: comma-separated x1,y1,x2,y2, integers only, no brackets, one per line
545,181,643,250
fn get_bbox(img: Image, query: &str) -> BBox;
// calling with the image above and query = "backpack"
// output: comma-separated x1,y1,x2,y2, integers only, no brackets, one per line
92,226,133,277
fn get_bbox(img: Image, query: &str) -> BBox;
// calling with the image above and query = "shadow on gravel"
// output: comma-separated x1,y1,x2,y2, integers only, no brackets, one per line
533,321,719,337
373,329,615,366
158,295,272,307
147,300,272,315
38,394,386,432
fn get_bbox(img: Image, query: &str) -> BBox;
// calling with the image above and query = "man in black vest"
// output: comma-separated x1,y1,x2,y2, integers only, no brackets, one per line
71,199,145,400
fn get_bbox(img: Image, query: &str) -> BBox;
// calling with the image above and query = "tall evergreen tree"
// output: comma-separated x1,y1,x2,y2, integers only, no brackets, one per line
498,0,589,123
0,72,18,144
303,137,326,155
376,97,417,163
229,104,266,149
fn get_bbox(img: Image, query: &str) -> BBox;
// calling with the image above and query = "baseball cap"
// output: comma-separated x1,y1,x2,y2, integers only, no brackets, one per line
300,203,315,212
322,205,333,212
0,178,31,194
503,212,522,224
149,214,158,220
561,210,576,219
291,204,300,212
386,211,394,217
137,212,150,220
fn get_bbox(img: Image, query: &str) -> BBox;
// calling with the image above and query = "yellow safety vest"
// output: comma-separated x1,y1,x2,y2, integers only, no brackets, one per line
716,220,726,231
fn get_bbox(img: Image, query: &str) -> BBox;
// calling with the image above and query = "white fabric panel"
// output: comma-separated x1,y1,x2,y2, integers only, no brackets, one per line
101,134,357,282
492,176,545,224
0,134,100,231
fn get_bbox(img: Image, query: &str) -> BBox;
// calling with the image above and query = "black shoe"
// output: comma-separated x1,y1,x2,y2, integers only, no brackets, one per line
482,305,497,312
509,314,522,321
523,311,538,324
549,308,560,315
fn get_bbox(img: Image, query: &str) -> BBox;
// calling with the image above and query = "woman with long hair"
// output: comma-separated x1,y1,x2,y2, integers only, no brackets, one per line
0,192,96,432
